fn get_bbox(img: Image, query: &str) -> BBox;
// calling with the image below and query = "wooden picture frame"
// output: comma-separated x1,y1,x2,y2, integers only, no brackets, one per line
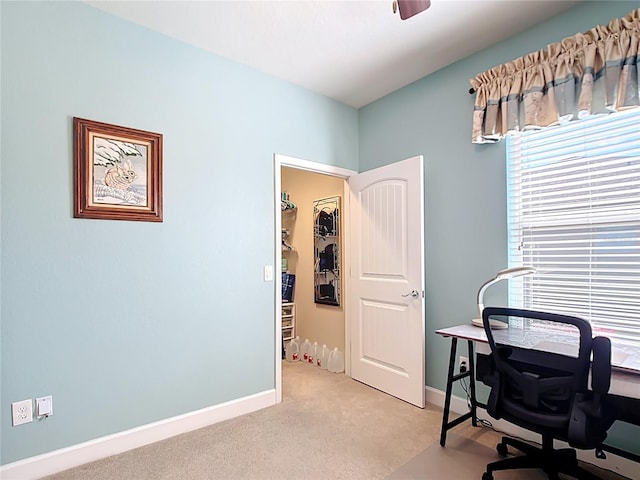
73,117,163,222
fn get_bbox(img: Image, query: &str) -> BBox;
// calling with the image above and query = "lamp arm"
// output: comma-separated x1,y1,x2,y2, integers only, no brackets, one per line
476,267,536,318
477,277,499,318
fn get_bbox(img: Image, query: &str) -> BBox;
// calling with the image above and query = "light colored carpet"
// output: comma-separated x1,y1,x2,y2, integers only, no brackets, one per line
42,361,629,480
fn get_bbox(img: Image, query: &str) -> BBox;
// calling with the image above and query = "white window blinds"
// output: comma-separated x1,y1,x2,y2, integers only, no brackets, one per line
506,109,640,347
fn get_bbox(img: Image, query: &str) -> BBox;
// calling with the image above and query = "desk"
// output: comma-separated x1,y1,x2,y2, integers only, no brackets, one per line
435,324,640,461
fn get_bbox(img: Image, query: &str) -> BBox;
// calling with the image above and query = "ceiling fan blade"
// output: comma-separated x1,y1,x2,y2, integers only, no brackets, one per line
396,0,431,20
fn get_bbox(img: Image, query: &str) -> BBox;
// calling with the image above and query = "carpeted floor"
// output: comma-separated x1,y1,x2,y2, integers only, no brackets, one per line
42,361,630,480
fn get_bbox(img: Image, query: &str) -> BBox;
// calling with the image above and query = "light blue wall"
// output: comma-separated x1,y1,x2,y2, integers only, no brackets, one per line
0,1,358,464
3,0,639,468
359,0,640,454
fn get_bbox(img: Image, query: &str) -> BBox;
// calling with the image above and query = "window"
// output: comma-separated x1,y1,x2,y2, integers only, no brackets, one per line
506,109,640,347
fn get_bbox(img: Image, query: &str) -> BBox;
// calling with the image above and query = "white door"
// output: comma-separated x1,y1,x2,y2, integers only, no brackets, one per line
348,156,425,407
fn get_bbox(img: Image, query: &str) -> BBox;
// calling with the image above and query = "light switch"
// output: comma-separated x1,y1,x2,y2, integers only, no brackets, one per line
264,265,273,282
36,395,53,417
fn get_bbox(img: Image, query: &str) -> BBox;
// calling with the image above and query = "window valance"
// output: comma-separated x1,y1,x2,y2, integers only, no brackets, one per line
470,9,640,144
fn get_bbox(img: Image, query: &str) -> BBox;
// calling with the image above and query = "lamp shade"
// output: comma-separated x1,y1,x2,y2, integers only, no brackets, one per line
394,0,431,20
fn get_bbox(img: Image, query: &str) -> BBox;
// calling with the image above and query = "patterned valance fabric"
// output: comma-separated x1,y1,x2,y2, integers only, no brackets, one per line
470,9,640,144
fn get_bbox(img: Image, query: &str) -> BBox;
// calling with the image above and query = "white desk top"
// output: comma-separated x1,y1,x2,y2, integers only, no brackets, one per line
436,323,640,399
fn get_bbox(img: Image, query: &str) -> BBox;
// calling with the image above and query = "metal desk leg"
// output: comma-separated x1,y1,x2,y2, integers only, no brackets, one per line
467,340,477,427
439,336,475,446
440,337,458,446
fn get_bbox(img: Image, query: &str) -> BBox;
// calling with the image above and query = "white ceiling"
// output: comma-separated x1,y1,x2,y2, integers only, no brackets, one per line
86,0,582,108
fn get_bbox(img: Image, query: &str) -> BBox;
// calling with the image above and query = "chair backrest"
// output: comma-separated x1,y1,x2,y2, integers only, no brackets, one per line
482,307,594,437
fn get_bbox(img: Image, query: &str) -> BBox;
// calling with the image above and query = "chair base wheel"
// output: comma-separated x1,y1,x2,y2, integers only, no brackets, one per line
485,436,605,480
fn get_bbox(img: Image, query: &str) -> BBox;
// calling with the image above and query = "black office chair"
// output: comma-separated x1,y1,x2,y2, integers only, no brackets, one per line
480,307,616,480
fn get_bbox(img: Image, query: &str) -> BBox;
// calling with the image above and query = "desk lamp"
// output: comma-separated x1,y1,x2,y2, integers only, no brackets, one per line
472,266,536,328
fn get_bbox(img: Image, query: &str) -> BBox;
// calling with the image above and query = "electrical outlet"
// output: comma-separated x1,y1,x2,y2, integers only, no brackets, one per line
459,356,469,373
12,399,33,426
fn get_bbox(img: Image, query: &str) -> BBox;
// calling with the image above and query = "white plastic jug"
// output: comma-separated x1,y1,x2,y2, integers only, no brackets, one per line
333,349,345,373
300,339,312,363
327,348,336,372
328,347,344,373
318,344,329,369
285,338,299,362
308,341,319,365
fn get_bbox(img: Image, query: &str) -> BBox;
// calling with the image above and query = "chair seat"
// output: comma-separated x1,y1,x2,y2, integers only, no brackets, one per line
501,399,570,432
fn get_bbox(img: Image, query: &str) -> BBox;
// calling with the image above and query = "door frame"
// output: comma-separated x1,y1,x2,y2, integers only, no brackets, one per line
274,153,357,403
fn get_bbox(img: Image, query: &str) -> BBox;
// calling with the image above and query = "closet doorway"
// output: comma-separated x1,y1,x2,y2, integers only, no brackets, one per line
274,153,426,408
274,154,356,402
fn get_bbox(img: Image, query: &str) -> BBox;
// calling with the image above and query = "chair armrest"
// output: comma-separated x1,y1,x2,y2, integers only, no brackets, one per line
568,337,614,449
591,336,611,395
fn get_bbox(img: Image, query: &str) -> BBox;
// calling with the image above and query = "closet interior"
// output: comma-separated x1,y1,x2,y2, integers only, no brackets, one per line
280,167,346,375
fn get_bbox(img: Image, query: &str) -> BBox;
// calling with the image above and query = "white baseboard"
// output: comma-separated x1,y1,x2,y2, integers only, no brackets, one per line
0,389,277,480
426,385,470,416
426,385,638,480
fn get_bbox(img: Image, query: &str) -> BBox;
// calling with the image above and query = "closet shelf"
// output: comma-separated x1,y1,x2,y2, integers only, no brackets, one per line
282,302,296,343
281,192,296,211
282,228,294,251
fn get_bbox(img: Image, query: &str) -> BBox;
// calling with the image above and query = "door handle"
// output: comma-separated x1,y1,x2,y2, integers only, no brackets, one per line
402,290,419,298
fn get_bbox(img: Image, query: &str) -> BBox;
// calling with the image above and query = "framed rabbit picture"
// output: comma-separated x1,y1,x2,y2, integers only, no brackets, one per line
73,117,163,222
